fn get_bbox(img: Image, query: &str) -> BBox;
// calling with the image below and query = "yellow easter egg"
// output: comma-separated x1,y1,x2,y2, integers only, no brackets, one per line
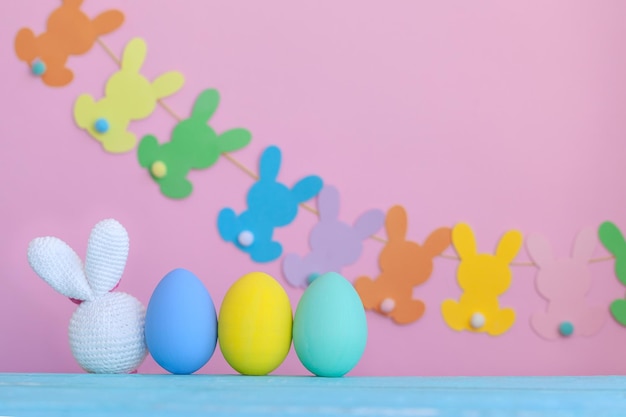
218,272,293,375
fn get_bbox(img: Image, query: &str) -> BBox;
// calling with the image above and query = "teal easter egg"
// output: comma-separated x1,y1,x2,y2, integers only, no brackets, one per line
293,272,367,377
145,268,218,374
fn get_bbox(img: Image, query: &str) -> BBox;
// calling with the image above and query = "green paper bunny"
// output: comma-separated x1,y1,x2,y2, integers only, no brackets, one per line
138,89,251,199
598,221,626,326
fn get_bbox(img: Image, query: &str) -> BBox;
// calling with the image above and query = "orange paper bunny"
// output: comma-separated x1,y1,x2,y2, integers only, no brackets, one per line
14,0,124,87
354,205,451,324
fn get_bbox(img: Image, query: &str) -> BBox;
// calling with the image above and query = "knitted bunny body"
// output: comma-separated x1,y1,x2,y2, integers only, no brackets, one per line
27,219,147,374
70,292,146,373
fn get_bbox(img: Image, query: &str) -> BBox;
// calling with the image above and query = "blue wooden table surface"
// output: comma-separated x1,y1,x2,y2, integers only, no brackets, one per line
1,374,626,416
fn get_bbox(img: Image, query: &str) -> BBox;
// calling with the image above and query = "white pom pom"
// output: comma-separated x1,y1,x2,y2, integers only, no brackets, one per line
238,230,254,247
470,312,486,329
380,298,396,314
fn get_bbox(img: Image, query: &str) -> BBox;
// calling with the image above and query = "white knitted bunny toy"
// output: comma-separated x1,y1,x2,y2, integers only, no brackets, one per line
27,218,147,373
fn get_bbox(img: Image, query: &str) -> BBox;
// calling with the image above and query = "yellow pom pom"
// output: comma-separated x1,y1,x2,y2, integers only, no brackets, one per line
150,161,167,178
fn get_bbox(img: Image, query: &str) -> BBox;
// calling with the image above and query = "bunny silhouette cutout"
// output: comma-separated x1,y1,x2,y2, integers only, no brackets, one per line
138,89,252,199
441,223,522,336
527,228,607,340
282,185,384,288
217,145,323,263
14,0,124,87
27,219,147,374
599,221,626,326
74,37,185,153
354,205,451,324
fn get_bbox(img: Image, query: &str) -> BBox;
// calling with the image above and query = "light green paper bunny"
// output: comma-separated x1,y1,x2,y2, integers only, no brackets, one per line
598,221,626,326
137,89,252,199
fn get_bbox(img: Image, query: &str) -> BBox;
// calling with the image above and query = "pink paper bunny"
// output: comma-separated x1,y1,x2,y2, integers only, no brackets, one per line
282,185,384,288
526,228,608,340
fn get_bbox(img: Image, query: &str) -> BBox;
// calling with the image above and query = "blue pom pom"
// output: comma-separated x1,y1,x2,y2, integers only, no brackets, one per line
559,321,574,337
31,60,46,76
94,118,109,134
307,273,320,284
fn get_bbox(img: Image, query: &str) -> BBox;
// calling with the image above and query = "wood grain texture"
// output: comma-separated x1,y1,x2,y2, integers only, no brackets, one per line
1,374,626,416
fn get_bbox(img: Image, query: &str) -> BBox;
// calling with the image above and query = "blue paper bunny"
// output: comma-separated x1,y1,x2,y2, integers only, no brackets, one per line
217,145,323,263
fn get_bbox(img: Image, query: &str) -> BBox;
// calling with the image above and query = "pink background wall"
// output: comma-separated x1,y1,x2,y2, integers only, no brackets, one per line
2,0,626,376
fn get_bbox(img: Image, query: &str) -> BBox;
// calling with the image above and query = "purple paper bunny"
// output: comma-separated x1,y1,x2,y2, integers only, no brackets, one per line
282,185,384,288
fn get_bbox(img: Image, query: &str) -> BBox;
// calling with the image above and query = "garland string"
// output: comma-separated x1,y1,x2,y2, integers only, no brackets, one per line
93,38,614,267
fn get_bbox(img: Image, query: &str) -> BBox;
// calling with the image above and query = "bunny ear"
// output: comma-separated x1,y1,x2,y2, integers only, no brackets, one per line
63,0,83,7
318,186,340,221
572,227,596,261
385,205,408,242
152,72,185,100
599,221,626,257
422,227,452,258
292,176,323,203
191,89,220,122
218,128,252,153
258,146,281,181
496,229,523,264
526,234,553,267
353,209,385,240
452,223,477,259
121,38,146,73
27,237,93,301
92,10,124,36
85,219,129,297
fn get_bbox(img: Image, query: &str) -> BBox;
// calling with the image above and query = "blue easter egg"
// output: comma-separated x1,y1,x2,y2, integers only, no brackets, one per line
145,268,218,374
293,272,367,377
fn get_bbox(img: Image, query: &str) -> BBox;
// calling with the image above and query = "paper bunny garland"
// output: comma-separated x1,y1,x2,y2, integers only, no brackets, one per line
283,185,384,288
527,229,607,339
217,145,323,263
27,219,147,374
15,2,626,347
74,37,185,153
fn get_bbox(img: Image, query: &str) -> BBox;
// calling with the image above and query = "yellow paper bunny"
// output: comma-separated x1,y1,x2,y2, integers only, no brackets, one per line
441,223,523,336
74,37,184,153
